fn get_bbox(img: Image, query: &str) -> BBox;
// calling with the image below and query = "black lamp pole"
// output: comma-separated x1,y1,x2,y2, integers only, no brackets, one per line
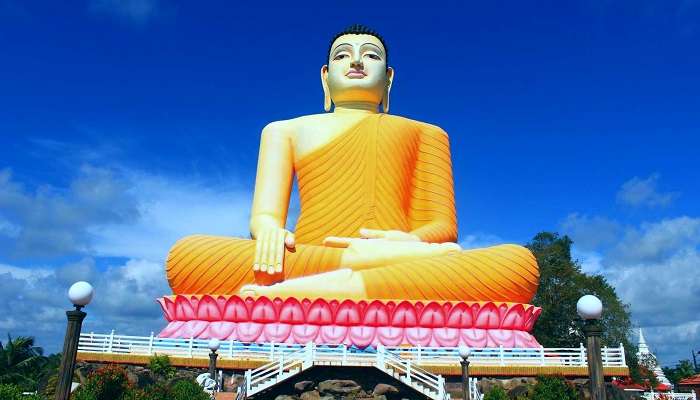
55,305,86,400
583,319,606,400
209,349,218,382
460,356,471,400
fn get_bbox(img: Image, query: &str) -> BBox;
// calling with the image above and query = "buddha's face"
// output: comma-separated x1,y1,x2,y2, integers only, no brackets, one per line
322,34,393,107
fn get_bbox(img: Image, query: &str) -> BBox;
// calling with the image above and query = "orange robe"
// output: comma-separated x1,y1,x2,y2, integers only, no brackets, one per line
166,114,539,303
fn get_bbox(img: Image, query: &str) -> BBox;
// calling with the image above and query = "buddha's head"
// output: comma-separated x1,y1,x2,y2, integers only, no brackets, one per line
322,24,394,112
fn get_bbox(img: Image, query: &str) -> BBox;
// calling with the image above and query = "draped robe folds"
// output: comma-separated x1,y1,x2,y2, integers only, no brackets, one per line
166,114,539,303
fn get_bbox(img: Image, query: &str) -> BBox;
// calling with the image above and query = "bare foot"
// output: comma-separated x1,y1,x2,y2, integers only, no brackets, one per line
239,268,368,300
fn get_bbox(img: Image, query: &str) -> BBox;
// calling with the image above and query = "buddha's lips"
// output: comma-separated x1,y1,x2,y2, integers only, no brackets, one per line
346,70,366,78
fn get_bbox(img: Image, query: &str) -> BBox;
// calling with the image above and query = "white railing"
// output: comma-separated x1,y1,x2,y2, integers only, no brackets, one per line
643,392,697,400
77,331,627,368
376,344,451,400
245,342,314,396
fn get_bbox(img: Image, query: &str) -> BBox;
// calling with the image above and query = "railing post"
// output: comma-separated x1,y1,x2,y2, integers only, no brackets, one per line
417,344,422,363
270,341,275,360
406,359,412,384
540,346,545,366
107,330,115,353
619,343,626,366
499,345,505,366
228,339,233,359
580,342,587,366
602,345,608,366
377,345,385,369
278,353,284,378
437,375,445,398
147,332,154,355
188,337,193,358
245,369,251,394
342,344,347,364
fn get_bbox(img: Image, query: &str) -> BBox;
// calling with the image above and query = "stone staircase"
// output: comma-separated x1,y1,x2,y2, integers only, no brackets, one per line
241,343,469,399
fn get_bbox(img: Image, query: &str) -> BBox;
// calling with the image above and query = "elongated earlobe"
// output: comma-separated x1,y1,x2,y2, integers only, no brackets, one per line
382,68,394,113
382,84,391,113
321,65,332,112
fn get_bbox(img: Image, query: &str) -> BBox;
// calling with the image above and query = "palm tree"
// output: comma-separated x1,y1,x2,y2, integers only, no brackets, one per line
0,334,47,391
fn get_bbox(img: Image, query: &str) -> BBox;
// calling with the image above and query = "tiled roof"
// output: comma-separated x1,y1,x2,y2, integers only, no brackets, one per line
679,374,700,385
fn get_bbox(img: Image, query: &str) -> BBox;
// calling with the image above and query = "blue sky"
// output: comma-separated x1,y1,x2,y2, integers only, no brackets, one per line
1,0,699,366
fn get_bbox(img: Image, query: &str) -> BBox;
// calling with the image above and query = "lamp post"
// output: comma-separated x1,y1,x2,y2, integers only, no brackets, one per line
208,338,220,388
577,294,606,400
56,281,94,400
458,345,472,400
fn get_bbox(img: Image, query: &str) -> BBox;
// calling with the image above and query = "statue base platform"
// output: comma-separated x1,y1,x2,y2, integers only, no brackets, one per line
157,295,542,348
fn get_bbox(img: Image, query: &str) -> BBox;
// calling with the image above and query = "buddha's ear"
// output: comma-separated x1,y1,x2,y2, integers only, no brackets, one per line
321,65,331,112
382,67,395,113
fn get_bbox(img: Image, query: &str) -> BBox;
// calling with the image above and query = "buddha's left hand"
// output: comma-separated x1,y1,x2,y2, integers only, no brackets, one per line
359,228,421,242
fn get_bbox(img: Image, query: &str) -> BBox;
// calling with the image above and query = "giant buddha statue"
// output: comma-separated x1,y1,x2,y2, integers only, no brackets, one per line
158,25,542,348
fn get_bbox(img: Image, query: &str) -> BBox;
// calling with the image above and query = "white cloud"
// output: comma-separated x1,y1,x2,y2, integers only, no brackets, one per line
561,213,621,251
459,232,504,249
563,215,700,366
0,161,255,352
616,173,679,208
0,258,170,352
87,170,252,262
88,0,162,25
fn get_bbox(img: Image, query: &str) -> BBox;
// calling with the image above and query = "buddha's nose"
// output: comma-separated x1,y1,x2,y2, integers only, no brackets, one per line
351,51,363,69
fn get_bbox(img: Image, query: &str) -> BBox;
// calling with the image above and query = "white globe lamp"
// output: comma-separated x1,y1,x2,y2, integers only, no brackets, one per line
68,281,94,307
577,295,603,320
208,338,221,352
458,345,471,359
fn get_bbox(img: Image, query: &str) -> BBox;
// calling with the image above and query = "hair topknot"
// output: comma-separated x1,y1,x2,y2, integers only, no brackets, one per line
328,24,389,64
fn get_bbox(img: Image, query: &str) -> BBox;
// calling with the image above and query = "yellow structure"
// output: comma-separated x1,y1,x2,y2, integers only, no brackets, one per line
166,27,539,304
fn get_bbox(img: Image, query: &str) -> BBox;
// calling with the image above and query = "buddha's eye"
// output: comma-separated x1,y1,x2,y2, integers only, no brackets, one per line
333,53,349,60
365,53,381,60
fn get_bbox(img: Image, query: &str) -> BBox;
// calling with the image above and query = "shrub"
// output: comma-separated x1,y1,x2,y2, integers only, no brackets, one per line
0,384,25,400
170,379,211,400
72,364,133,400
530,375,577,400
147,354,175,380
483,385,509,400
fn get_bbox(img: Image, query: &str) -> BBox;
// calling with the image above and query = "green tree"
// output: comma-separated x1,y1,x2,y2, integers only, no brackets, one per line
663,360,696,385
527,233,634,349
72,364,133,400
482,386,508,400
0,334,47,391
530,375,577,400
170,379,210,400
148,354,175,380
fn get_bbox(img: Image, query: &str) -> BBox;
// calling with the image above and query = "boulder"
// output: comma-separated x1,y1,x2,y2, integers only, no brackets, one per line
318,379,362,395
295,380,316,392
300,390,320,400
274,396,299,400
372,383,399,396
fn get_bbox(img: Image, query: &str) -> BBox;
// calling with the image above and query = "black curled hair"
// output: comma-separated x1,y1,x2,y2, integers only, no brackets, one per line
328,24,389,65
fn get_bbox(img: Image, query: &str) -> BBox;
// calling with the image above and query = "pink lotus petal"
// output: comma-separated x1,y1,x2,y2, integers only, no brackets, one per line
264,323,292,343
292,324,320,343
377,327,404,346
349,326,376,348
319,325,348,344
237,322,264,342
433,327,460,347
405,327,432,346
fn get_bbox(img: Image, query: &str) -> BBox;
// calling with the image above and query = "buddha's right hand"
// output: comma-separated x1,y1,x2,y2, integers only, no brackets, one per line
253,227,295,284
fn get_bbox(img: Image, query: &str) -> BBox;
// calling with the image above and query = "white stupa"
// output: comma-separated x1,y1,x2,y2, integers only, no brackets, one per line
637,328,673,389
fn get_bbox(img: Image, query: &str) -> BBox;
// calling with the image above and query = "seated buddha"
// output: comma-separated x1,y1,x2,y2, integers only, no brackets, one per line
165,25,539,306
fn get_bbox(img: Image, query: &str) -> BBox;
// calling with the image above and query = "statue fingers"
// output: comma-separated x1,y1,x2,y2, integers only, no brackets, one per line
323,236,352,248
359,228,385,239
284,231,296,251
253,233,262,272
260,230,272,272
272,229,284,275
